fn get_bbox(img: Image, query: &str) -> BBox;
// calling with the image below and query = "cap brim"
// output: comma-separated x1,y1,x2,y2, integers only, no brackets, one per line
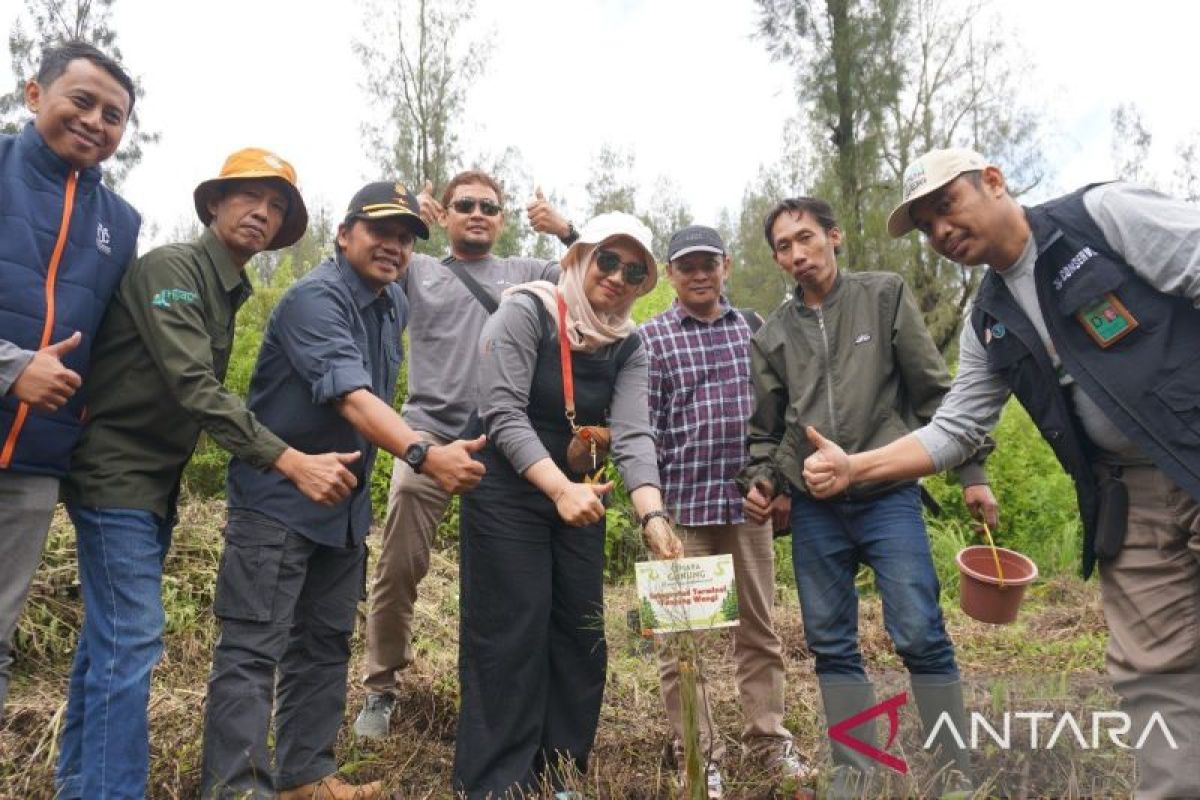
345,207,430,240
193,174,309,250
669,244,724,261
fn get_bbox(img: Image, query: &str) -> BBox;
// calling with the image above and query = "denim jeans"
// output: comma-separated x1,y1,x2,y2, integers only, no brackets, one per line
790,484,957,680
55,505,174,800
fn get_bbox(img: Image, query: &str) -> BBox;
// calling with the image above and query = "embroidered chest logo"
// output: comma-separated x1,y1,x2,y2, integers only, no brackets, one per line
96,222,111,255
1053,247,1098,290
854,332,872,345
151,288,199,309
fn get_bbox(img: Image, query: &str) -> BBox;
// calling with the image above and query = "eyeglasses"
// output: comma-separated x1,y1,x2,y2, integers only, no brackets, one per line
450,197,503,217
595,249,649,286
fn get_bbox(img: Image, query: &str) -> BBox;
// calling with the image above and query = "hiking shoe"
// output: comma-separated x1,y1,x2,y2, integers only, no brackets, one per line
353,693,395,740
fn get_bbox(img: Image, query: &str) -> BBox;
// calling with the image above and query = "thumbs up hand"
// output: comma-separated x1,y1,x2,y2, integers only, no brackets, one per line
802,426,852,498
9,332,83,412
416,179,444,226
525,185,571,239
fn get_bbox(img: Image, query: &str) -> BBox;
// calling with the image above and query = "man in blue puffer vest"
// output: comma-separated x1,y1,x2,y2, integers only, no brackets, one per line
0,40,139,716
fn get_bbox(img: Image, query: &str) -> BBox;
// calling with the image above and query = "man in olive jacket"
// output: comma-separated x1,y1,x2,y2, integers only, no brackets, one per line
740,196,995,796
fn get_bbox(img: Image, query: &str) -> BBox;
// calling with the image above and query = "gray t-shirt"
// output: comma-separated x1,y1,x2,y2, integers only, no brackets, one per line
0,339,34,397
477,292,661,492
400,252,559,438
916,183,1200,470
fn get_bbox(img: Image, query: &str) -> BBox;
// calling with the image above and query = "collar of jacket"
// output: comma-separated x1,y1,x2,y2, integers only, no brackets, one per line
791,270,845,313
19,120,103,196
199,227,253,295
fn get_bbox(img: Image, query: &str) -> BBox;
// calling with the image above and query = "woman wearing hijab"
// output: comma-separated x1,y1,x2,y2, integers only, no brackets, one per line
453,212,682,798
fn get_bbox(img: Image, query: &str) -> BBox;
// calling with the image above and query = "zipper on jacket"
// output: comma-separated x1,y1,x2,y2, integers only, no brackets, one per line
815,305,840,442
0,170,78,469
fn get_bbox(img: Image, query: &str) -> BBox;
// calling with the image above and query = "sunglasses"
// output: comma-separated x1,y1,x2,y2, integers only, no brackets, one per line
450,197,503,217
595,249,649,286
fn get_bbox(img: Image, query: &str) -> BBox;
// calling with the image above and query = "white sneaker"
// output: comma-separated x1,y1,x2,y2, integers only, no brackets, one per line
352,692,395,740
676,762,724,799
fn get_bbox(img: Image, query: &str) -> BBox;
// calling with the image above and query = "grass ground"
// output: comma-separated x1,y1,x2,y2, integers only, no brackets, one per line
1,499,1110,799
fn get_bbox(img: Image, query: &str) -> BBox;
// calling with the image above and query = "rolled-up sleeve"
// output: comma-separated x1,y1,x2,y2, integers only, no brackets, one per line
272,282,372,406
477,294,552,474
609,342,661,492
0,339,35,397
122,252,286,469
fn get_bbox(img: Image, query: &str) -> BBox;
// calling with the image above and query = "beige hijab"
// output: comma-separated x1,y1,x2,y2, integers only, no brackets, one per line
502,214,658,352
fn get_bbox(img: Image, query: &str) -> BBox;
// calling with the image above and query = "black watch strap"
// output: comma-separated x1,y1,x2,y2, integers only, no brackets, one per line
404,441,430,473
559,222,579,247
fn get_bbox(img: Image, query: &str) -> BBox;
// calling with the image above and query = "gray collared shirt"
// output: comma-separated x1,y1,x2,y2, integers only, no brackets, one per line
227,254,408,547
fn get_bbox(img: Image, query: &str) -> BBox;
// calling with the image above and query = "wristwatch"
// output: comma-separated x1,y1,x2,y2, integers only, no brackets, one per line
559,222,579,247
403,441,431,474
639,509,671,529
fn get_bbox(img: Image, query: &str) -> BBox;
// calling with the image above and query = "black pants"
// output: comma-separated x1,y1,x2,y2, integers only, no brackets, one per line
453,477,607,799
200,510,366,798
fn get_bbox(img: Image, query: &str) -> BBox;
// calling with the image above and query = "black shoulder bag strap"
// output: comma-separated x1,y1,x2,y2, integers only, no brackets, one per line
445,258,499,314
736,307,764,333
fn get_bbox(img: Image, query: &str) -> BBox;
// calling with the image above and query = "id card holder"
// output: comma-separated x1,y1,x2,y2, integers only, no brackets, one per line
1075,293,1139,348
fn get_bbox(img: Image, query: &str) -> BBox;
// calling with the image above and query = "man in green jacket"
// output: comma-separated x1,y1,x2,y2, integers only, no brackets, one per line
739,196,995,796
56,148,360,799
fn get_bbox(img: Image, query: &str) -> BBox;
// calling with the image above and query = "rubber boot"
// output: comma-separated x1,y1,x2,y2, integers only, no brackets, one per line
818,679,880,799
912,678,974,798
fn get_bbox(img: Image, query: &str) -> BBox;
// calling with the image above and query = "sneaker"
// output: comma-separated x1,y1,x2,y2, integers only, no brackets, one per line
352,692,395,740
762,740,816,783
675,762,724,799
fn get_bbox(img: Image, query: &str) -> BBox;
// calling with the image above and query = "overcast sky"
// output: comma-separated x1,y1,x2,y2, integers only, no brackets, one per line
4,0,1199,247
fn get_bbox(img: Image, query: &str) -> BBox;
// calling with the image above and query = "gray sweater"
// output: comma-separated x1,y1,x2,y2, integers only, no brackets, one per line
476,291,661,492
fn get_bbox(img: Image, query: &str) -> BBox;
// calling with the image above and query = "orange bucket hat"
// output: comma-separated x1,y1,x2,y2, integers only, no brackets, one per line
192,147,309,250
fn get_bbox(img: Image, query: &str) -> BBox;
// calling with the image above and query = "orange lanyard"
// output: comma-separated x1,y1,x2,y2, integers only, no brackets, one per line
556,290,579,432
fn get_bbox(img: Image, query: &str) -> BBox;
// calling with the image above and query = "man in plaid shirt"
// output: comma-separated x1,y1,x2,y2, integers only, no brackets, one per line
639,225,810,798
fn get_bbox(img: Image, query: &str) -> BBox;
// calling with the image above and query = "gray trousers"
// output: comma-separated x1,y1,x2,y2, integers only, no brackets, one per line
199,510,366,799
0,471,58,714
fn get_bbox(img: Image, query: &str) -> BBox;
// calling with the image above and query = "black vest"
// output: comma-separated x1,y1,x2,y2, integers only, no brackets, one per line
970,185,1200,577
478,293,641,491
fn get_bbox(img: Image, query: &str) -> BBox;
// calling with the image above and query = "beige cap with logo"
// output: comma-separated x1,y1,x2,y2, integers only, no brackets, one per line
887,148,993,238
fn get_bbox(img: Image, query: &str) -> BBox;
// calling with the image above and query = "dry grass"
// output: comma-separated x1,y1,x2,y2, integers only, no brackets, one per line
1,500,1112,799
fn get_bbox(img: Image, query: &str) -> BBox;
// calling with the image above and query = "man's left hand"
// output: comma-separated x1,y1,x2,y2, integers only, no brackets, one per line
416,179,444,227
963,483,1000,531
422,435,487,493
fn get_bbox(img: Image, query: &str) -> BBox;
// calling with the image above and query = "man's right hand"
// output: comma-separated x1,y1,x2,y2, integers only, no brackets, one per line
744,479,776,524
416,179,445,227
555,481,612,526
422,435,487,494
9,332,82,412
275,448,360,506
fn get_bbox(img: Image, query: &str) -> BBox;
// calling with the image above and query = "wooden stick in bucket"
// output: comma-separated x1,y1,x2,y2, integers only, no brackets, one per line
981,521,1006,588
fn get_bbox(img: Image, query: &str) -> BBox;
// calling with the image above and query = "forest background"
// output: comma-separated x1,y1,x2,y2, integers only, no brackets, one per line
2,0,1198,796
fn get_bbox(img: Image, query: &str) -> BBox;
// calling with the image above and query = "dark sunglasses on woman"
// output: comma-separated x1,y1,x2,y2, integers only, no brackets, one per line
595,249,649,286
450,197,503,216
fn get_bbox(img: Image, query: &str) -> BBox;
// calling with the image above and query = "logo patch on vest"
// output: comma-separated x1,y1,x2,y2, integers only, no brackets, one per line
984,322,1006,344
854,332,872,345
151,288,199,309
1076,292,1138,348
96,222,111,255
1053,247,1098,290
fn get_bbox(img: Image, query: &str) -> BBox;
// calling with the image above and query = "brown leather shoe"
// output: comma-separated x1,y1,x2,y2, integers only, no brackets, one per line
277,774,384,800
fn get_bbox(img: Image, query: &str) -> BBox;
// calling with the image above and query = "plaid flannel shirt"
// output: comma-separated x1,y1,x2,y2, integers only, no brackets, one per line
639,299,755,527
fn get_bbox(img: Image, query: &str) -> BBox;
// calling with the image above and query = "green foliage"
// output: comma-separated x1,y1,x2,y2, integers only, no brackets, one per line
637,597,659,632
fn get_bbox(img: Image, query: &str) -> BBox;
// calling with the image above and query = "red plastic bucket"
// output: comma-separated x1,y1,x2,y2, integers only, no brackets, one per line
956,545,1038,624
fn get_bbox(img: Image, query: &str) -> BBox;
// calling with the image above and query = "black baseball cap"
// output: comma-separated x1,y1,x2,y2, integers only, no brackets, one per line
667,225,725,262
344,181,430,240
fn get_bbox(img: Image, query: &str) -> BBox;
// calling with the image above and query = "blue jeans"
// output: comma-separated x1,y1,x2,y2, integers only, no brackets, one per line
790,485,957,680
55,505,174,800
